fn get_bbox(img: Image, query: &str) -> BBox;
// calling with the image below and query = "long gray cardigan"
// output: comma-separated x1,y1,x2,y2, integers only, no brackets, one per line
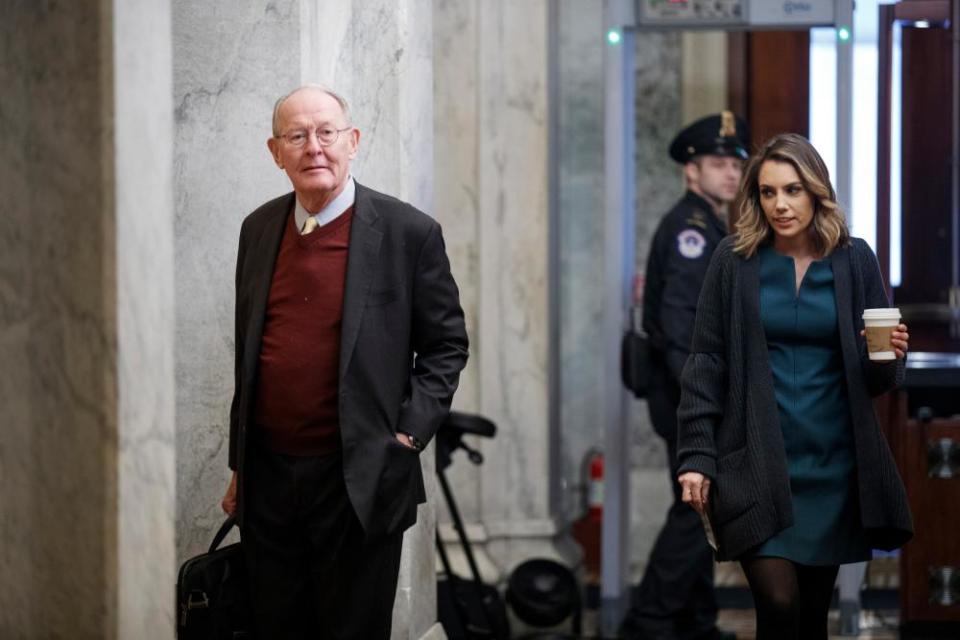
677,236,914,561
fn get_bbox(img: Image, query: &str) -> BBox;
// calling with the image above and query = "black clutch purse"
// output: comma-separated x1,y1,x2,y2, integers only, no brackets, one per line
176,516,253,639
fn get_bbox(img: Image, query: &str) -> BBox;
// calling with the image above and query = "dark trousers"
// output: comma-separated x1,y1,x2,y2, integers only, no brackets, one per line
242,444,403,640
622,375,718,640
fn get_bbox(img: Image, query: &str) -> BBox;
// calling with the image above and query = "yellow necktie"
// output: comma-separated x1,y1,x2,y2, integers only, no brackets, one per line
302,216,318,235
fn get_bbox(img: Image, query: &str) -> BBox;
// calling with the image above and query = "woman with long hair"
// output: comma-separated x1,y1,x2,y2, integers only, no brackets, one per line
676,133,913,639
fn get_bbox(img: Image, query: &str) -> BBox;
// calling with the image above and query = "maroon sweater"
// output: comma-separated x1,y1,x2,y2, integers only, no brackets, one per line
254,207,354,456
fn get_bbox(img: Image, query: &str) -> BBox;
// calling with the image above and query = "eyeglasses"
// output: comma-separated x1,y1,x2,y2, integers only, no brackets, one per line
278,125,352,148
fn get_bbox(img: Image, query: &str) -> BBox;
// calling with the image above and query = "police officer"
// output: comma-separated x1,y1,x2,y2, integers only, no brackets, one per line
621,111,748,640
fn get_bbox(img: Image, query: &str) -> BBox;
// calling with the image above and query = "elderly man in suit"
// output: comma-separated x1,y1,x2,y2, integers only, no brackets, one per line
220,84,468,639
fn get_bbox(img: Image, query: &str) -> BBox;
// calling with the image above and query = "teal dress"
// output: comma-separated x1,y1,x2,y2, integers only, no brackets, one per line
754,245,871,565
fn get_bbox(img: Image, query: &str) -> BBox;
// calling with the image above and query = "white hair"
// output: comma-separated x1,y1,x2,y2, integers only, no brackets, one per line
271,84,351,137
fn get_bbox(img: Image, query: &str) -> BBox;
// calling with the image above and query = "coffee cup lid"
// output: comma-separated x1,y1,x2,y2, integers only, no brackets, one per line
862,308,901,320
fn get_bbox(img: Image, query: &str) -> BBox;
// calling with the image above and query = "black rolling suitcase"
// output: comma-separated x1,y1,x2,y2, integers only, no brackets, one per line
176,516,253,639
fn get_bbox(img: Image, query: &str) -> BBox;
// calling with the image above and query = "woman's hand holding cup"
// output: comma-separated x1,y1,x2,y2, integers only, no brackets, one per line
862,308,909,360
889,323,909,359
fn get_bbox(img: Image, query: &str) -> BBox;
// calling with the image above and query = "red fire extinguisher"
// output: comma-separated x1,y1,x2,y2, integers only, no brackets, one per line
587,451,604,521
572,450,603,583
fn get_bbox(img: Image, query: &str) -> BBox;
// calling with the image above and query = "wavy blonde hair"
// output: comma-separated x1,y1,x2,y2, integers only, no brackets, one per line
733,133,849,258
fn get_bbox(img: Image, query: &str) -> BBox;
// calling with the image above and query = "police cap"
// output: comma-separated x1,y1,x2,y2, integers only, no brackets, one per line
668,110,749,164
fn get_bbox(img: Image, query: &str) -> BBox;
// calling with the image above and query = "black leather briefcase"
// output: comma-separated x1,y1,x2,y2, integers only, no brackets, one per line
176,516,252,639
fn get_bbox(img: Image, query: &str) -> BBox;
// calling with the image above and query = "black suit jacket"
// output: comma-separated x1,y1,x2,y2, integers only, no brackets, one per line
229,182,469,538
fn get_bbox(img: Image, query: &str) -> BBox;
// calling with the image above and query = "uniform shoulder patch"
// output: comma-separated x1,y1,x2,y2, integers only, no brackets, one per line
677,229,707,259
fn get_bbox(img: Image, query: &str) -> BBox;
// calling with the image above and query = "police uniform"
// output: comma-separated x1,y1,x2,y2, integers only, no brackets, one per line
622,112,747,640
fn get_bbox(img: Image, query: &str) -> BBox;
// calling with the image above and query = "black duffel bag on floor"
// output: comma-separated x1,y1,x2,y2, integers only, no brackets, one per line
177,515,252,639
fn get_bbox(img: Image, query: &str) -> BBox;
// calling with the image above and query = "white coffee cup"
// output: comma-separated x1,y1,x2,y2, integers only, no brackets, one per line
862,308,901,361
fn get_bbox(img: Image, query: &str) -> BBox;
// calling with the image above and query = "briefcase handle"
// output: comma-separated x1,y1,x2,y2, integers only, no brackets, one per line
209,515,238,554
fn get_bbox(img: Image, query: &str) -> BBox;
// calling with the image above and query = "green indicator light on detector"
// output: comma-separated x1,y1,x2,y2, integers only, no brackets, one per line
837,26,851,42
607,29,621,45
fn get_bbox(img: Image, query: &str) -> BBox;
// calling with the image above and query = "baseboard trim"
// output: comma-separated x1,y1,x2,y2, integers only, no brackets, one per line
418,621,448,640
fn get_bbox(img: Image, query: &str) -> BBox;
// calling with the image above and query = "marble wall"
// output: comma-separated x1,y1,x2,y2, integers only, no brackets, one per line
0,0,176,637
172,0,300,563
433,0,570,577
115,0,178,634
1,4,116,633
474,0,551,526
634,32,685,278
433,0,483,524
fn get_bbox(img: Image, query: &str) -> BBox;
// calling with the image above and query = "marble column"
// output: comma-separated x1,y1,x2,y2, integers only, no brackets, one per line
0,0,176,637
476,0,555,566
434,0,577,581
433,0,483,531
173,0,440,637
172,0,300,559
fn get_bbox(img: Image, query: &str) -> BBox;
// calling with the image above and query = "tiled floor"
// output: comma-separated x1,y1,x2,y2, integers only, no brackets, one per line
714,558,900,639
575,557,960,638
714,556,900,589
578,608,900,639
717,609,900,639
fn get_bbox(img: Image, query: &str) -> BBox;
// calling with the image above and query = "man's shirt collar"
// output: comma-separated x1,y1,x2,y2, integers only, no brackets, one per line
294,176,356,233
